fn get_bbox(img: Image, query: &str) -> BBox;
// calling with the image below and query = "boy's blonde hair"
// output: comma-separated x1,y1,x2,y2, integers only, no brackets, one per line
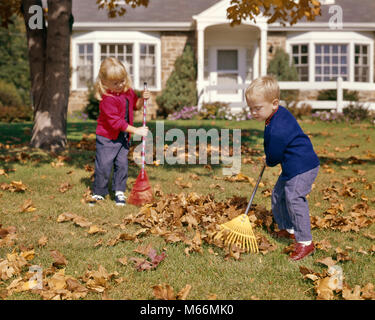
94,57,132,100
245,75,280,103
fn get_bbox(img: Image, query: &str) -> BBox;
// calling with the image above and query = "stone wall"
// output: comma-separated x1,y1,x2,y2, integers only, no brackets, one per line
160,31,196,88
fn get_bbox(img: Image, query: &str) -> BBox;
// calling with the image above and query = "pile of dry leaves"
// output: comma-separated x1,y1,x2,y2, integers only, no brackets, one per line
122,191,277,257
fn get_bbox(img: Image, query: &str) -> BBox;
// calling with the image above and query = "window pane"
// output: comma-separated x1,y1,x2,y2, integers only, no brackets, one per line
363,45,367,54
355,45,360,54
301,56,308,64
293,57,299,64
316,56,321,64
301,45,308,53
118,46,124,54
332,56,338,64
316,45,321,53
324,45,330,54
217,50,238,70
140,44,147,54
341,56,347,64
340,45,347,53
79,45,85,54
332,45,338,54
363,56,368,65
293,46,298,54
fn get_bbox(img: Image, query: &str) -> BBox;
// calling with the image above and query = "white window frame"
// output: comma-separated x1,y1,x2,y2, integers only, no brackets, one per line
354,44,370,83
286,31,374,86
71,31,161,91
291,43,309,81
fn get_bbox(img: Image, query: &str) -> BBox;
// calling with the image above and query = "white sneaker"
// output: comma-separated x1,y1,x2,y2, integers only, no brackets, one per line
115,191,126,206
89,194,104,207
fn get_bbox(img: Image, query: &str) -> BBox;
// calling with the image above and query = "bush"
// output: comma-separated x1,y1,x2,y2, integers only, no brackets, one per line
0,105,33,123
342,103,370,121
197,102,228,120
317,89,359,101
287,103,313,119
168,106,199,120
156,44,197,117
84,84,100,120
267,47,300,105
0,80,23,107
311,110,345,122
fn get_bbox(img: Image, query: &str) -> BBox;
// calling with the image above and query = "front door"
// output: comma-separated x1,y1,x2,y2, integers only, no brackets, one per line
210,48,245,102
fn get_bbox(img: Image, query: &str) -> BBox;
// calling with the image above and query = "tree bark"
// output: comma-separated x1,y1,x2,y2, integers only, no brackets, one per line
22,0,71,153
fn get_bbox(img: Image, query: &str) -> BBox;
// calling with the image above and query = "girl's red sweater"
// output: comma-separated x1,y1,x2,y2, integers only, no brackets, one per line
96,88,138,140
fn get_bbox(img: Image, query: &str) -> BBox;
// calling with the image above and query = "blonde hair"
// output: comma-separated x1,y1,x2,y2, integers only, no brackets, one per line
245,75,280,103
94,57,132,100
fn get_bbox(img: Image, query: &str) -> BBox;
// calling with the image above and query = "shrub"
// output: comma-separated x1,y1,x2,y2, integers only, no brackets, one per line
0,105,33,123
317,89,359,101
84,84,100,120
197,102,228,120
342,103,370,121
156,44,197,117
168,106,199,120
287,103,313,119
267,47,300,105
311,110,345,122
0,80,23,107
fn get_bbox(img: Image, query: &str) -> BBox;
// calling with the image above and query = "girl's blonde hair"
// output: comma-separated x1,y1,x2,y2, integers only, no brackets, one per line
94,57,132,100
245,75,280,103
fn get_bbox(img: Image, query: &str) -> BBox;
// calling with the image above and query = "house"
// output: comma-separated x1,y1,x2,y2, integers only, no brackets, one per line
69,0,375,117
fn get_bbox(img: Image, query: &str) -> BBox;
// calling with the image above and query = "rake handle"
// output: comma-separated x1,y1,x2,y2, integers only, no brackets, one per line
141,82,147,178
244,163,266,216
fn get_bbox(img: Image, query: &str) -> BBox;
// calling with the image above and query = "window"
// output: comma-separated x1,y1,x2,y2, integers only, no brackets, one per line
315,44,348,81
77,44,93,89
292,44,309,81
355,44,369,82
217,50,238,94
139,44,156,88
100,44,134,81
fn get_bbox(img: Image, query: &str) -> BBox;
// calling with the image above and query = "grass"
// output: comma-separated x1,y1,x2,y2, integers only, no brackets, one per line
0,118,374,300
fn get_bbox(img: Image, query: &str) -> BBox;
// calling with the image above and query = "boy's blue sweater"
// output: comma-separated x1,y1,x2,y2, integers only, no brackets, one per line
264,106,320,181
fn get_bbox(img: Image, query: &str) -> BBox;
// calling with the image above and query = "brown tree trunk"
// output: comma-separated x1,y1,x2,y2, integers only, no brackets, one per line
22,0,72,153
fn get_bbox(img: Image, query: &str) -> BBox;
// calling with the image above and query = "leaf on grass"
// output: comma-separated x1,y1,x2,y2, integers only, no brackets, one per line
152,284,176,300
50,250,68,267
38,236,48,247
20,199,36,213
117,256,128,266
176,284,192,300
315,257,337,268
58,182,73,193
87,225,107,235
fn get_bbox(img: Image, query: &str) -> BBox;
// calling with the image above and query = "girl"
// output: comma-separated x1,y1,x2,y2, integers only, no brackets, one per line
90,57,150,206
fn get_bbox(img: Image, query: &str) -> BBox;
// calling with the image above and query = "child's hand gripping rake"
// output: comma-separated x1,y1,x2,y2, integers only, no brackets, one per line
215,163,266,253
127,82,154,206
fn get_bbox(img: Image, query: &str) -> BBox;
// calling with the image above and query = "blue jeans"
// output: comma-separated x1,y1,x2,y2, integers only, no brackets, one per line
271,166,319,242
92,132,129,196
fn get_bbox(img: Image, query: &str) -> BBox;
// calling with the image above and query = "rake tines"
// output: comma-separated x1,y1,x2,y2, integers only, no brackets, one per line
215,214,259,253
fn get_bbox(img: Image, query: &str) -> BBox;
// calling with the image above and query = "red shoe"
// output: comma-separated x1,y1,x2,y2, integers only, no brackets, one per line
272,229,295,240
289,242,315,261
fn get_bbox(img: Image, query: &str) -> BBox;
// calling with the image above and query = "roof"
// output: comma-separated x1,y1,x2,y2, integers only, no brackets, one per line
72,0,218,24
72,0,375,28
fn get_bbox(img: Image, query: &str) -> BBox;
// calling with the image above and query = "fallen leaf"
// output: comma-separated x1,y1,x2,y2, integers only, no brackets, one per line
50,250,68,267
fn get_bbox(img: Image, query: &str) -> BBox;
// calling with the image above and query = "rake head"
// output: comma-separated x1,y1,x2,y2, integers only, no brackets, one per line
215,214,259,253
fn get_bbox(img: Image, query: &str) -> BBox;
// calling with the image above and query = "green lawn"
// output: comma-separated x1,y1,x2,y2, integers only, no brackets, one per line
0,118,374,300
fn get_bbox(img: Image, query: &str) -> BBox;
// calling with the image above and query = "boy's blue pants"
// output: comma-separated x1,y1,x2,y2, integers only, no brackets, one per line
271,166,319,242
93,132,129,196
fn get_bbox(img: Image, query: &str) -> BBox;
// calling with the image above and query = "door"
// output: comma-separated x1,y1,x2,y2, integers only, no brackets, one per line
210,48,245,102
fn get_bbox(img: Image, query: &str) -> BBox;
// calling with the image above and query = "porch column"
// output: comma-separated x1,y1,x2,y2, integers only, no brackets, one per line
197,26,205,110
260,25,268,76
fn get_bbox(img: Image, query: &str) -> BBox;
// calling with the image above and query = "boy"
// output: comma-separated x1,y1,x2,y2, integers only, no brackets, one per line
245,75,320,261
